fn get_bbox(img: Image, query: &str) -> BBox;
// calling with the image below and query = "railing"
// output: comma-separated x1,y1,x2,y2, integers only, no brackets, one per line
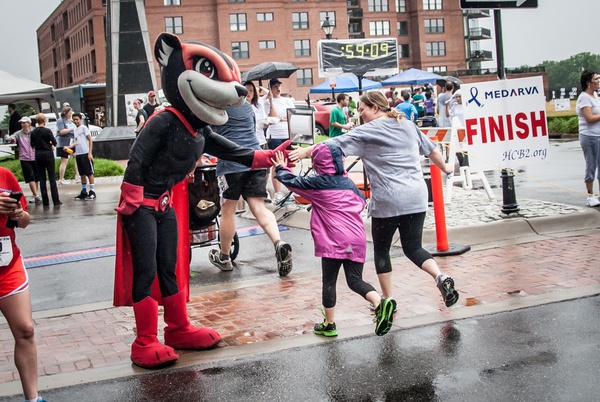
348,8,363,18
464,9,490,18
450,65,545,77
468,27,491,38
469,50,493,60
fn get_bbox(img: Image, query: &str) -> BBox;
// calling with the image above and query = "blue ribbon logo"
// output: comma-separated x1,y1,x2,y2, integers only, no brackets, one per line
467,87,483,108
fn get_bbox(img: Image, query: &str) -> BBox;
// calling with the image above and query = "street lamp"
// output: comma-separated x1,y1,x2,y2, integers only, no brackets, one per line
321,16,334,40
321,16,335,100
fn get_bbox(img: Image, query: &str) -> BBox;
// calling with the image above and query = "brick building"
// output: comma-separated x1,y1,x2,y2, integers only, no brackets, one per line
37,0,496,101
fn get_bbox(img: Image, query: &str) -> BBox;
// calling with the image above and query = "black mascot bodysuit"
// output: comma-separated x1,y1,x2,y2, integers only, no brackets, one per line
114,32,290,369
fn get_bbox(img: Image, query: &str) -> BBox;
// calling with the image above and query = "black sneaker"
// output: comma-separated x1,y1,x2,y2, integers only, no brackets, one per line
437,275,459,307
74,191,87,201
208,249,233,271
374,297,396,336
314,320,338,337
86,190,97,200
275,240,292,277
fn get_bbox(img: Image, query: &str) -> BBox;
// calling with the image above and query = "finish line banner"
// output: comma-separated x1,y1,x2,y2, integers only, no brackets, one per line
462,76,549,171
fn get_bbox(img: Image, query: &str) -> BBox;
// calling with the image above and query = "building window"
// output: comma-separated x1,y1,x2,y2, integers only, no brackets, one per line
232,41,249,59
397,21,408,36
319,11,336,27
292,12,309,30
424,18,444,33
294,39,311,57
426,41,445,56
428,66,447,73
230,14,247,31
423,0,442,10
297,68,313,86
398,44,409,58
229,0,245,2
257,12,274,22
396,0,406,12
165,17,183,34
164,0,180,5
369,21,390,36
368,0,389,12
259,40,276,50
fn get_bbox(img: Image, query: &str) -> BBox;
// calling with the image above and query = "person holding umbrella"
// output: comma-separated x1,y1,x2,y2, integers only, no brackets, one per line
266,78,295,201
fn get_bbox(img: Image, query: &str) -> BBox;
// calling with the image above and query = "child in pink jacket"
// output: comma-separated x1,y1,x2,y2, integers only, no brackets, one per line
272,143,395,336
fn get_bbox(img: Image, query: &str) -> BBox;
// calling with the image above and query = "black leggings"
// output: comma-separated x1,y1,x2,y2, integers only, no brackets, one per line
372,212,432,274
122,206,180,303
321,257,376,308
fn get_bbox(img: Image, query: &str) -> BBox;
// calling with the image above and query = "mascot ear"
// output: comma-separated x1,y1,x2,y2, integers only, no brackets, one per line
155,32,183,68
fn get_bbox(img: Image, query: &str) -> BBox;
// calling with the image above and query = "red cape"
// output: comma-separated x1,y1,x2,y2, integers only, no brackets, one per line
114,180,191,306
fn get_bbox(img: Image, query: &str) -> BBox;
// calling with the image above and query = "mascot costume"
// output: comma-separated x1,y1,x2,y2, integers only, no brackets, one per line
114,32,291,369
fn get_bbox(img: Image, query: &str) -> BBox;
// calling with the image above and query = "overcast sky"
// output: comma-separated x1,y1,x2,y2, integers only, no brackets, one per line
0,0,597,83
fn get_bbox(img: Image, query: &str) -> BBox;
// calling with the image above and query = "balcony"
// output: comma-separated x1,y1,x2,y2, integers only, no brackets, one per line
349,31,365,39
464,9,490,18
348,8,363,19
469,49,493,61
467,27,492,40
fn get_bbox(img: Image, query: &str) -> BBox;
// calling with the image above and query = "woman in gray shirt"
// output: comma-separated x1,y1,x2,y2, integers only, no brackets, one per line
290,91,459,311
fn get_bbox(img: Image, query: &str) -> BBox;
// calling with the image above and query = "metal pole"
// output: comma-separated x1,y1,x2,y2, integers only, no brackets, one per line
494,9,519,214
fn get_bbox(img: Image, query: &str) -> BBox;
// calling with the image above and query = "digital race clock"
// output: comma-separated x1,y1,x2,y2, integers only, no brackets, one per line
318,38,399,77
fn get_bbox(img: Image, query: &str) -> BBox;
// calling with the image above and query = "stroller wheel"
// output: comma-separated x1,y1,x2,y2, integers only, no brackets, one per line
218,232,240,261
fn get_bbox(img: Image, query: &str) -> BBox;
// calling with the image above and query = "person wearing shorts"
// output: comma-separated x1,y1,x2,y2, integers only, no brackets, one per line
64,113,96,200
208,101,293,276
0,166,46,402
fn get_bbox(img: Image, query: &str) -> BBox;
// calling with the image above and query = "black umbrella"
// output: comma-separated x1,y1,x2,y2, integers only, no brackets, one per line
436,76,463,88
241,62,300,85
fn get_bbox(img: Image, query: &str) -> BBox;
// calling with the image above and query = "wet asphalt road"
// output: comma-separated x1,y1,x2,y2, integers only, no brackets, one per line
18,296,600,402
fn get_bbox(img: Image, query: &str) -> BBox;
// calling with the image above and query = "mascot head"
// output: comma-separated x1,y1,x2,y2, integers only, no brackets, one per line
154,32,247,127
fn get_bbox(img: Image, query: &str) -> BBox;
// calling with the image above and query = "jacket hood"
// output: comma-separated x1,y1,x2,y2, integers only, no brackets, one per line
311,142,346,176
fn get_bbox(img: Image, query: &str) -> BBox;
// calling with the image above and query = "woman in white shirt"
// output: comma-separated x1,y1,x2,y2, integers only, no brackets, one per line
244,81,269,149
576,70,600,206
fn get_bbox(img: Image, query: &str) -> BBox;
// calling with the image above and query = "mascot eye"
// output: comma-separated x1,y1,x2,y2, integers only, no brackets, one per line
193,57,218,79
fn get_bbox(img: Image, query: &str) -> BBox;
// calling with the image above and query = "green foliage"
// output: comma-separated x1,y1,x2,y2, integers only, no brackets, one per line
0,104,37,129
547,115,579,134
0,157,124,182
543,52,600,95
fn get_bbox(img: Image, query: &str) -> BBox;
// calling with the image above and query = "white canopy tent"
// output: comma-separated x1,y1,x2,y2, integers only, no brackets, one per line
0,70,59,116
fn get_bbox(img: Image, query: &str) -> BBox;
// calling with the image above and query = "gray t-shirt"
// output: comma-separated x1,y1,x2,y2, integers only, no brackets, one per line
576,92,600,137
212,101,260,175
56,117,75,147
330,118,436,218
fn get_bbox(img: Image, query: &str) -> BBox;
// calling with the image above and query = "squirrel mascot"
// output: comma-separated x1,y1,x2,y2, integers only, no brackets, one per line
114,32,291,369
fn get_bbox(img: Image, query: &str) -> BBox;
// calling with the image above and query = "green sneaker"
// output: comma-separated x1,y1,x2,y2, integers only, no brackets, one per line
314,320,338,337
374,297,396,336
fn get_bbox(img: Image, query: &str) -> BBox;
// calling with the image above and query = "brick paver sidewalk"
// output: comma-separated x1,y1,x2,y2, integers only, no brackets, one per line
1,233,599,385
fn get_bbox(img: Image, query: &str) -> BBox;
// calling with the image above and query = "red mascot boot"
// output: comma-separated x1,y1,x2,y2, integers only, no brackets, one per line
162,290,222,349
131,297,179,368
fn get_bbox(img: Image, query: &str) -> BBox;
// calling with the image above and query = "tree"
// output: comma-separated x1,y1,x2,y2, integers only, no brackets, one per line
0,103,36,129
543,52,600,96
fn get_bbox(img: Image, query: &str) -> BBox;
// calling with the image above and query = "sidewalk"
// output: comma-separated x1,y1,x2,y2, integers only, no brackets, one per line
1,183,600,397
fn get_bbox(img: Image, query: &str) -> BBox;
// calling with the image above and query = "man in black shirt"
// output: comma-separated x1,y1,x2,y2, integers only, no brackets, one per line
143,91,159,118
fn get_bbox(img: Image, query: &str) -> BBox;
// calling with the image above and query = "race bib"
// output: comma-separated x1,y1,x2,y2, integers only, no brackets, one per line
0,236,14,267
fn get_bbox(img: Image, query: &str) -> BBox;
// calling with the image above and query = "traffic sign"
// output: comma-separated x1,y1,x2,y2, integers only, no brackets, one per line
460,0,537,8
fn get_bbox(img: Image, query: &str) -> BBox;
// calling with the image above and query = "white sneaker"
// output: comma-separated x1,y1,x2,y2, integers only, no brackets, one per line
587,195,600,207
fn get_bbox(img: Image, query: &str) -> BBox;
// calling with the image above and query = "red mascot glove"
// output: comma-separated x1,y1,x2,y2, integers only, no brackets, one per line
251,140,295,169
115,182,144,215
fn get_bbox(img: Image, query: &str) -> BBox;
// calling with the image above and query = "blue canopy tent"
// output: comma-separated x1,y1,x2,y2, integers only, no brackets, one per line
309,75,382,94
381,68,442,86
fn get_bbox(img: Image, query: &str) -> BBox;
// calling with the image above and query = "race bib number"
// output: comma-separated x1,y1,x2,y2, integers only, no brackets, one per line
0,236,14,267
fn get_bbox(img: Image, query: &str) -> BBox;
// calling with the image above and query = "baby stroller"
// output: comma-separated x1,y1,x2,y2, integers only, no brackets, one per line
188,164,239,261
